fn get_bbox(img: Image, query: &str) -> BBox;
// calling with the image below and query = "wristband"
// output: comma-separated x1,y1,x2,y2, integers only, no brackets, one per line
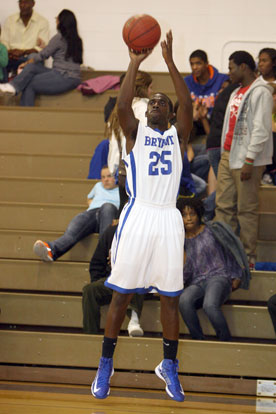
244,160,253,165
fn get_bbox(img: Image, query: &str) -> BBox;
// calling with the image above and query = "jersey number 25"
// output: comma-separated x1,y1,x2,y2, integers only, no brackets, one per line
148,151,172,176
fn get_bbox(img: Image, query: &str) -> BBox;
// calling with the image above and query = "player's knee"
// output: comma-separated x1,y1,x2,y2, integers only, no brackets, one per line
112,291,131,308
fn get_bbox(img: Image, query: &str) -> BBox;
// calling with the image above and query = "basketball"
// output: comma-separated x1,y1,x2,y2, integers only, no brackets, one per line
122,14,161,52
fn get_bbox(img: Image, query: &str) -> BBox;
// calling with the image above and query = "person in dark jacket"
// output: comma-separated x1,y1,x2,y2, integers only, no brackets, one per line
82,223,144,336
268,294,276,335
177,197,250,341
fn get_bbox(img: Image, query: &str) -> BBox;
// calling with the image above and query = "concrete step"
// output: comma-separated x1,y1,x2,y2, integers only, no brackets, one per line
0,153,91,179
0,106,105,132
0,258,274,302
0,130,104,155
0,229,98,262
0,177,96,204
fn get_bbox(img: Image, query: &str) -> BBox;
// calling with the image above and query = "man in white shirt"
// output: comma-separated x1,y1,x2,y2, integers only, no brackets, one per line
1,0,49,78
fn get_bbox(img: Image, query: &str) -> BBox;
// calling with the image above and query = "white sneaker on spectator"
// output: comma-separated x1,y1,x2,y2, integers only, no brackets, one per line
128,320,144,337
0,83,16,96
261,173,273,185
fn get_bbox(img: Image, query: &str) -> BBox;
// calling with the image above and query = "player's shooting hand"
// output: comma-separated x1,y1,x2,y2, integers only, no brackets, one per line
129,48,152,64
161,30,173,65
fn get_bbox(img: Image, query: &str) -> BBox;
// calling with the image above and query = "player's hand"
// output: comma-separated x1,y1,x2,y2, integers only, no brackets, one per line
240,162,253,181
161,30,173,65
129,48,152,64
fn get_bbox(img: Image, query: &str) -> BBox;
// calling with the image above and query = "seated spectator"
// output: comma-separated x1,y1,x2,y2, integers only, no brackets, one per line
0,26,8,83
107,70,153,176
177,197,250,341
268,294,276,335
184,49,228,135
82,223,144,336
33,166,119,262
0,9,82,106
86,71,152,183
87,139,109,180
1,0,49,79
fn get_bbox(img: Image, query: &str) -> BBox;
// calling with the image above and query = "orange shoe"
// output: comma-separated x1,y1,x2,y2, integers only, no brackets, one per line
33,240,53,262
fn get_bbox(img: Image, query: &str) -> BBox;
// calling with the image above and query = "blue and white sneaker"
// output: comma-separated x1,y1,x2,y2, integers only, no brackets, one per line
91,357,114,399
155,359,185,402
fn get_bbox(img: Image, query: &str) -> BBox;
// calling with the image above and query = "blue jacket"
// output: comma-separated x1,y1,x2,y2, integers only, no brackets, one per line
184,65,228,116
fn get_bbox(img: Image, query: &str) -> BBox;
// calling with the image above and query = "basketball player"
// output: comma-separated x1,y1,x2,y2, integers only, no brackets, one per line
91,31,193,402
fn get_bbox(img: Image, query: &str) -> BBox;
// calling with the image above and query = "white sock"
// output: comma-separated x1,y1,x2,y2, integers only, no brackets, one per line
130,310,139,323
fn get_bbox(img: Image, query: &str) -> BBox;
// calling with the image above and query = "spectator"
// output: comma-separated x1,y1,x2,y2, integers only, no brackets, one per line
177,197,250,341
82,223,144,336
184,49,228,136
1,0,49,78
107,70,153,176
215,51,273,270
258,48,276,84
0,26,8,83
268,294,276,335
258,49,276,185
196,80,239,177
87,71,152,181
0,9,82,106
33,166,119,262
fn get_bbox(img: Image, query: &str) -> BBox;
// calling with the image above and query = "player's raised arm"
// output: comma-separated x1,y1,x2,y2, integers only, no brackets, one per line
117,50,151,151
161,31,193,153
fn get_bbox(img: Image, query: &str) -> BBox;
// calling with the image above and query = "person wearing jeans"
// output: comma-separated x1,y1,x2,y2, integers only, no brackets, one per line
10,61,80,106
0,9,82,106
179,276,232,340
33,166,119,262
177,197,247,341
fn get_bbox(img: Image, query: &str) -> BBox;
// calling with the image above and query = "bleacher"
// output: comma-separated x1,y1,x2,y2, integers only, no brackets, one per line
0,71,275,397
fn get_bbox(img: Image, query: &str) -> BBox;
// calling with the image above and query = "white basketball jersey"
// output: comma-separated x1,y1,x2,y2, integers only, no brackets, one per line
123,122,182,205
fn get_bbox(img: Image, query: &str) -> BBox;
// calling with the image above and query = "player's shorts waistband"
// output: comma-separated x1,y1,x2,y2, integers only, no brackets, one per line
131,197,176,209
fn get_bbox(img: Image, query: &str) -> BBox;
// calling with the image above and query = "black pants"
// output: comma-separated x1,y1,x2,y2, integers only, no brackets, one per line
268,294,276,334
82,278,144,334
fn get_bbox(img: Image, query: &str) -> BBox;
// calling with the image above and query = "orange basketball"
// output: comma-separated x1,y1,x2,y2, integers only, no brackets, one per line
122,14,161,52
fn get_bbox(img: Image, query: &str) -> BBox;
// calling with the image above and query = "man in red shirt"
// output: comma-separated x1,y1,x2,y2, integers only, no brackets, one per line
215,51,273,269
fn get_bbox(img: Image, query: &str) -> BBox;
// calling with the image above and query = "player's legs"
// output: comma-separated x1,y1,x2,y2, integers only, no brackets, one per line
160,295,179,340
91,291,133,399
155,294,185,402
104,291,134,337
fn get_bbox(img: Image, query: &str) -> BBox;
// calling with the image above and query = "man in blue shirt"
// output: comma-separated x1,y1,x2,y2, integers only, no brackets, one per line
33,166,119,262
185,49,228,120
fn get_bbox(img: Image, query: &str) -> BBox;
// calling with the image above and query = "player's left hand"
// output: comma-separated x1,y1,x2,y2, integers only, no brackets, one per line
161,30,173,64
240,162,253,181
